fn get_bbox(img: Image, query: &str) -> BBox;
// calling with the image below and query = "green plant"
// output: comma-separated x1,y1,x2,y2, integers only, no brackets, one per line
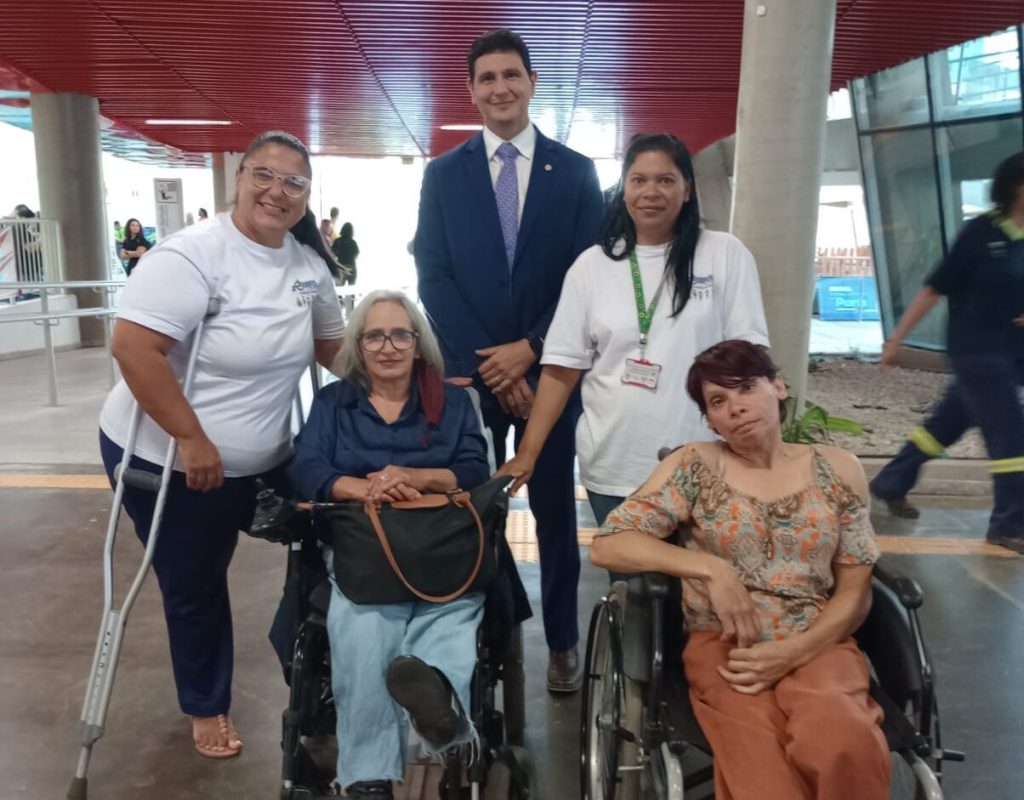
782,400,863,444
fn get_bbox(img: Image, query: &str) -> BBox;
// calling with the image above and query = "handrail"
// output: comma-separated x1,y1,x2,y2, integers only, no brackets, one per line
0,277,123,406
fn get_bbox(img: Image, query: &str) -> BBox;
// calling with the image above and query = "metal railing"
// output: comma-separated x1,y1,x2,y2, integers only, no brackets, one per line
0,217,66,298
0,279,124,406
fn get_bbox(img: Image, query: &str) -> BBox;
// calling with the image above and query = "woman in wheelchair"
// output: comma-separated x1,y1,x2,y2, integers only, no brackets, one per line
287,290,491,800
590,339,891,800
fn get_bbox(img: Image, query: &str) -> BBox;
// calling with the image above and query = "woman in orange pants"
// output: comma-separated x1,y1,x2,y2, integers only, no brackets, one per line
591,340,890,799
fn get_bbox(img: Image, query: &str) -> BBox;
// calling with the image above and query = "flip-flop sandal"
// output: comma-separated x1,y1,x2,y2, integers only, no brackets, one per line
192,715,243,759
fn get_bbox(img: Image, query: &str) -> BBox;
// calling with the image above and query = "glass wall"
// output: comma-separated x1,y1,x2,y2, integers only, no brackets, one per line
851,24,1024,351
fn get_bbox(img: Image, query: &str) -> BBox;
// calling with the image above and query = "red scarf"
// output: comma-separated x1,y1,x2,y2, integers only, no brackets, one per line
415,359,445,429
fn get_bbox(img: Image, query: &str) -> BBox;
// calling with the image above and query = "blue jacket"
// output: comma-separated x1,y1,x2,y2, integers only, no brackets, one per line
287,380,490,502
413,127,604,378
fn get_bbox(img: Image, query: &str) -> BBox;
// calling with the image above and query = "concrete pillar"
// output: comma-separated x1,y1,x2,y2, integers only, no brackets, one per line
212,152,244,214
31,92,108,346
730,0,836,407
693,138,733,232
212,153,228,214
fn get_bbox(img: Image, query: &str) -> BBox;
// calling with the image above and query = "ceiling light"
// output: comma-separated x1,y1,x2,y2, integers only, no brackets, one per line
440,124,483,131
144,119,233,126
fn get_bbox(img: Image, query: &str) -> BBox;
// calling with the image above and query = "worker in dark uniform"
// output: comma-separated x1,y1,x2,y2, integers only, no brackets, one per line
869,381,972,519
880,152,1024,553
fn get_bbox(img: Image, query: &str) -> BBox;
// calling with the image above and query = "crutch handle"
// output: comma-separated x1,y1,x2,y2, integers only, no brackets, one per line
114,465,163,493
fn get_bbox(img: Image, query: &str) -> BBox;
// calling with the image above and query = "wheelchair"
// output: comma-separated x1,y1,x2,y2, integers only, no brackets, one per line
580,560,965,800
250,483,531,800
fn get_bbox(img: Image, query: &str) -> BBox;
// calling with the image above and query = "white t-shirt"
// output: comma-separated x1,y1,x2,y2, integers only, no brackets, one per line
100,213,345,476
542,231,769,496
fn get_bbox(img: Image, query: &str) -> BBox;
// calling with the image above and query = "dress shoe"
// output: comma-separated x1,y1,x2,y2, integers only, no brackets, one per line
869,486,920,519
547,646,582,693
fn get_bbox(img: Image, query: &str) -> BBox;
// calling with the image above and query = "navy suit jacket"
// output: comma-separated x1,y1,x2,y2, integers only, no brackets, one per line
414,127,604,379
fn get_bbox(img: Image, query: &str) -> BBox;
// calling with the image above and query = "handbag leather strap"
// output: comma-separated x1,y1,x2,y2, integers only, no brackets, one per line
363,490,486,603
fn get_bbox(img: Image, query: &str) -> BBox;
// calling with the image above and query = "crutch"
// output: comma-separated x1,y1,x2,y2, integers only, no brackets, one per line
68,299,219,800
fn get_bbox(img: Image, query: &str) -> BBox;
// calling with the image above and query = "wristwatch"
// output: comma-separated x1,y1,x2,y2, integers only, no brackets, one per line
527,332,545,358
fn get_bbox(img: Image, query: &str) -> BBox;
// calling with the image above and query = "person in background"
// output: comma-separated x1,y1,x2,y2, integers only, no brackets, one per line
98,130,344,760
880,152,1024,554
198,208,209,221
319,218,333,245
497,133,768,549
186,212,196,226
868,381,973,519
329,206,340,242
113,219,124,243
120,218,152,277
592,340,890,800
414,28,604,692
331,221,359,286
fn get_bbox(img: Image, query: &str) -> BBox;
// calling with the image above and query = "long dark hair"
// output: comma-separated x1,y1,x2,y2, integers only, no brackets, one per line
601,133,701,317
123,218,146,241
239,130,341,278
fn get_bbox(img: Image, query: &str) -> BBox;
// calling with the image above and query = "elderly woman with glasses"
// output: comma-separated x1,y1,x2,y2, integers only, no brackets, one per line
287,290,491,800
99,131,345,759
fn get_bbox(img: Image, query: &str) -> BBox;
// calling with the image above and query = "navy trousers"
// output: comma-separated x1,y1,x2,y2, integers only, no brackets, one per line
869,381,972,500
483,396,580,651
950,354,1024,540
99,431,279,716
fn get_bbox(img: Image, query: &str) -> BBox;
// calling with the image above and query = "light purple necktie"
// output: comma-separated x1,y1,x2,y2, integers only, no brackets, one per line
494,141,520,270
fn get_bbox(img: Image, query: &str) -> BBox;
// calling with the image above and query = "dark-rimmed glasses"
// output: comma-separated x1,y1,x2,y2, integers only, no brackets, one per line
244,164,311,198
359,328,418,352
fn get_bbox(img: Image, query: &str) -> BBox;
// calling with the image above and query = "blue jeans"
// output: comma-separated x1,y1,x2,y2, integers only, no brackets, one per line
325,550,483,786
587,490,631,583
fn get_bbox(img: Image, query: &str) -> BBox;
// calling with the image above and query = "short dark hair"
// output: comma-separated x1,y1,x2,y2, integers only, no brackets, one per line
686,340,784,421
329,206,339,218
198,207,208,218
467,29,532,80
990,152,1024,216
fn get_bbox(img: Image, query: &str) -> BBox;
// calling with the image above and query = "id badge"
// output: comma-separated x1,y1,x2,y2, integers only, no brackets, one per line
622,358,662,391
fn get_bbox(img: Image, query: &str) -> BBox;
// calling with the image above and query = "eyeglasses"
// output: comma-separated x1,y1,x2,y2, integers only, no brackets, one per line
244,164,311,198
359,328,418,352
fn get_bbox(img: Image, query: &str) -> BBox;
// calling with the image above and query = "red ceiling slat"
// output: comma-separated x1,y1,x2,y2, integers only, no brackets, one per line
0,0,1020,162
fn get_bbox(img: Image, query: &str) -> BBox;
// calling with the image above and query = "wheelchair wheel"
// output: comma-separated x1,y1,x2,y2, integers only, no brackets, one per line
580,584,642,800
503,624,526,747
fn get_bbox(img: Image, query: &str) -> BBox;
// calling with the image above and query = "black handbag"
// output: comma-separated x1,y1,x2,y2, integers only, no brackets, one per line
316,475,512,605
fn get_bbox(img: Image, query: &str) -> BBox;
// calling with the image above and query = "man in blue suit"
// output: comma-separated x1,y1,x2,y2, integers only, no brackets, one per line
414,29,604,692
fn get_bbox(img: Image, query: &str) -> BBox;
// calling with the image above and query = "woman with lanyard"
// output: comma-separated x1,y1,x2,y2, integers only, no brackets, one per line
497,133,769,535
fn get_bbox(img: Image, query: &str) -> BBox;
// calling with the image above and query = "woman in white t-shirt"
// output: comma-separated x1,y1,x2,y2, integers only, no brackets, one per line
497,133,769,535
98,131,345,760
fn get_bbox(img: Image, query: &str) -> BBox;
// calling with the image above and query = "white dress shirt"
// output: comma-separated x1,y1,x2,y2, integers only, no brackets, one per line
482,123,536,224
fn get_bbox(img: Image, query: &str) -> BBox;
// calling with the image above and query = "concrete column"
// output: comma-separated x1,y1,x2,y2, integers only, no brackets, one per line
31,92,108,346
211,152,243,213
212,153,228,213
693,138,734,232
730,0,836,407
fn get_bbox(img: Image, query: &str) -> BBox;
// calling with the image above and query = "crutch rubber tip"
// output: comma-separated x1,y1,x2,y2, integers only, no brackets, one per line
66,777,88,800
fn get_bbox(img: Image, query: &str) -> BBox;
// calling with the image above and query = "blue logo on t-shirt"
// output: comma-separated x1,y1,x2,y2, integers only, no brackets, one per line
292,278,319,307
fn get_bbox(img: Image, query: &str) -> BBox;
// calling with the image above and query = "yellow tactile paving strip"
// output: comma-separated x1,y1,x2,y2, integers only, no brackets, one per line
505,510,1019,562
0,474,109,489
3,475,1018,560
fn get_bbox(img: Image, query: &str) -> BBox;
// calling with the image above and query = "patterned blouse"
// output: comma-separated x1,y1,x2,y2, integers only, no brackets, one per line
599,444,879,641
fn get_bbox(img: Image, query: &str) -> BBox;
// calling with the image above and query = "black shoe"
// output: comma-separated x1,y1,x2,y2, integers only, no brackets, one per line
869,485,920,519
344,780,393,799
547,646,582,693
985,535,1024,555
385,655,460,749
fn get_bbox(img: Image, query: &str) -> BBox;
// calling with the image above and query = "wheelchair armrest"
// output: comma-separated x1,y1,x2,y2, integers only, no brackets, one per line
641,572,671,599
872,560,923,610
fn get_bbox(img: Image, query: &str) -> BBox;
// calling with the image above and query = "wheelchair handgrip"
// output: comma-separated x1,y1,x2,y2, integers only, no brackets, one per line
641,572,671,599
116,466,163,493
872,560,923,610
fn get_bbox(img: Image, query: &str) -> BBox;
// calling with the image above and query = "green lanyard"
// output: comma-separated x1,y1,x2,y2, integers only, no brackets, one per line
629,250,667,355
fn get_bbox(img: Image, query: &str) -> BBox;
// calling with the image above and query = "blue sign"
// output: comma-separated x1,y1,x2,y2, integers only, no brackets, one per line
816,276,880,321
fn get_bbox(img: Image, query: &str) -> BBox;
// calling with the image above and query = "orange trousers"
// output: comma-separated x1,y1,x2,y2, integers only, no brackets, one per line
683,632,890,800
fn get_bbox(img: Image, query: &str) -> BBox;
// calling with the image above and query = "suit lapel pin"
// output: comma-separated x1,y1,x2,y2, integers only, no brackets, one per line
544,163,553,171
